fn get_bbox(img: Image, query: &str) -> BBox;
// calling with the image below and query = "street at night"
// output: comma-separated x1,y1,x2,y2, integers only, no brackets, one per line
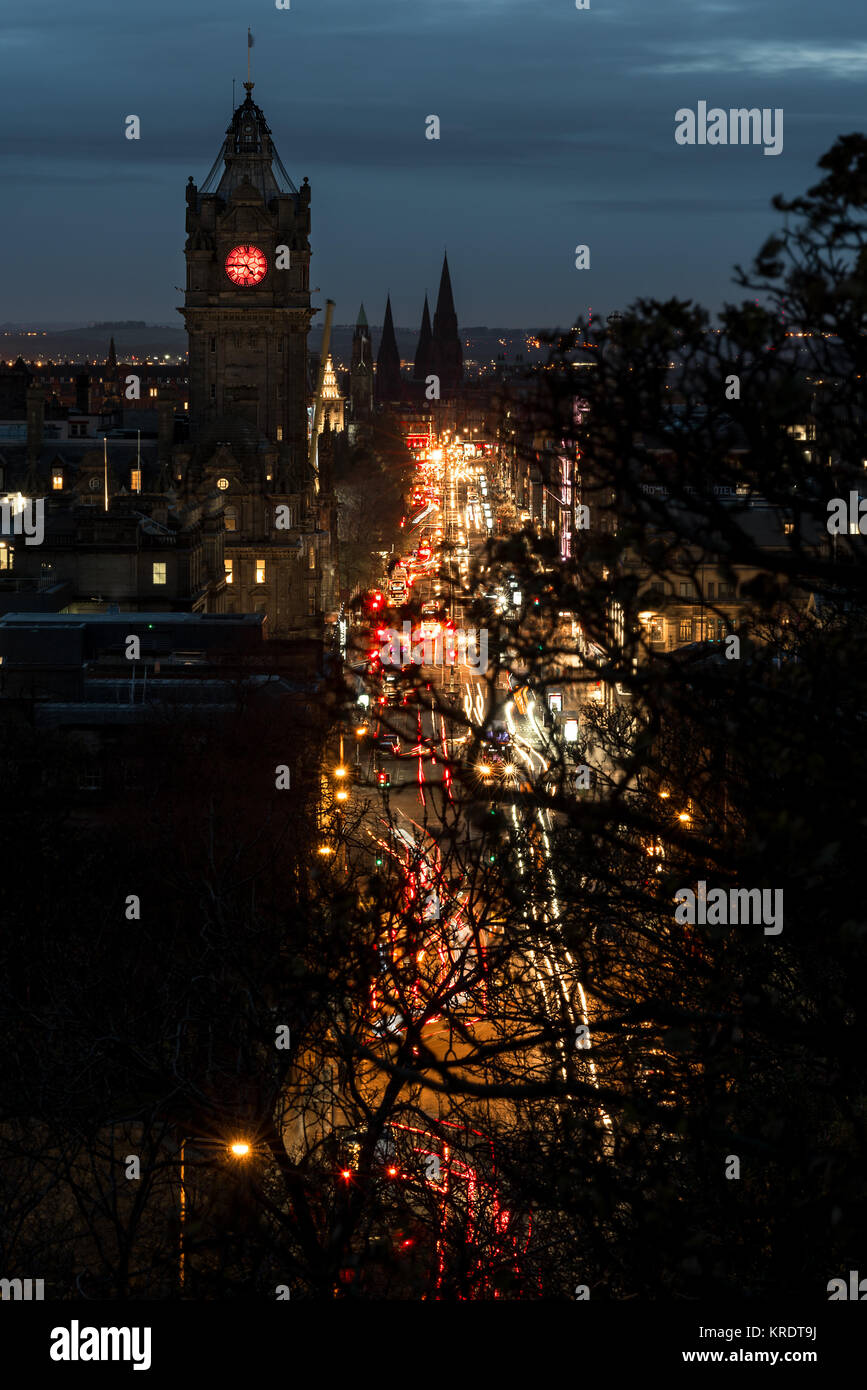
0,0,865,1375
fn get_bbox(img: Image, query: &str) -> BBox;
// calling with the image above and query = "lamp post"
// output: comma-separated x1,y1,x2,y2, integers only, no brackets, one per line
178,1137,253,1292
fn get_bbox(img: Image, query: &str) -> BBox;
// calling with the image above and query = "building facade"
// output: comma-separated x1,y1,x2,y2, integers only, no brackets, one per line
178,82,334,636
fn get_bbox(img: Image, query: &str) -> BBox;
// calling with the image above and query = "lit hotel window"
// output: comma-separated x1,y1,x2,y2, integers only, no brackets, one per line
130,470,141,492
783,522,794,535
224,558,234,584
255,560,266,584
52,472,63,490
149,387,158,398
276,426,283,441
0,543,12,570
152,562,167,585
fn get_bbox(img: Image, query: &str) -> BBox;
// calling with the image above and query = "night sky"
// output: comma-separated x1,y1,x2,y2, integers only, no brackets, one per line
2,0,862,330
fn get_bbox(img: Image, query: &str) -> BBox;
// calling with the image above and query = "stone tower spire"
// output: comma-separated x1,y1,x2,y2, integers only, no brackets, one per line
375,294,403,404
350,303,373,419
430,253,463,395
413,294,433,382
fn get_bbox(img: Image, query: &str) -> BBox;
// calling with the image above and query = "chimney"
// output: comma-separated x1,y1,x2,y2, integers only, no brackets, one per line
26,385,44,462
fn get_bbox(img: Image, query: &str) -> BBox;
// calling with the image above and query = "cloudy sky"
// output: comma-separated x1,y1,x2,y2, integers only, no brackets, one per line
1,0,862,330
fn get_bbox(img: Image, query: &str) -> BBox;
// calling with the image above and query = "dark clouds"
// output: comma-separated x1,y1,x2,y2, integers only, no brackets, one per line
0,0,861,328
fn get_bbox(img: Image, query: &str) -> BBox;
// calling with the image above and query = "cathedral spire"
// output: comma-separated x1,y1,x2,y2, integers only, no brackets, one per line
375,294,403,404
413,294,433,381
430,253,462,395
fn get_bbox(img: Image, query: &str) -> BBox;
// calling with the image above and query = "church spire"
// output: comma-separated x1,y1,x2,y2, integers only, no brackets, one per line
430,253,462,395
413,294,433,381
375,294,403,403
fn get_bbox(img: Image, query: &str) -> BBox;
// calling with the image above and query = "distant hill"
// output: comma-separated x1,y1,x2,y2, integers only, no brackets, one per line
1,322,546,369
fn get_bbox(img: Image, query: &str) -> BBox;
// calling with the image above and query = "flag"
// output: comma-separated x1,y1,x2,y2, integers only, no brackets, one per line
248,29,254,47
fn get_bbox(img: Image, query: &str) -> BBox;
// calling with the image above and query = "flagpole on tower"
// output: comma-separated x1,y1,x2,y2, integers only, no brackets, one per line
247,28,253,85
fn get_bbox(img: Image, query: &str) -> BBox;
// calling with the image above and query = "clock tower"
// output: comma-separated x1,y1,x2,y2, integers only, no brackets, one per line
181,82,312,462
177,86,334,638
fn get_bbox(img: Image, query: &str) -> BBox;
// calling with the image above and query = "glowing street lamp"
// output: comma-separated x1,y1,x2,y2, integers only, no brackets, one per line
180,1136,253,1289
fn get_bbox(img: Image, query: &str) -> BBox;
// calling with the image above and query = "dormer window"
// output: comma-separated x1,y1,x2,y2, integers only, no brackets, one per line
52,471,63,491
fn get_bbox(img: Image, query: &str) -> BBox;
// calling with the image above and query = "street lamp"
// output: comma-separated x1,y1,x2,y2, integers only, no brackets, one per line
179,1137,253,1291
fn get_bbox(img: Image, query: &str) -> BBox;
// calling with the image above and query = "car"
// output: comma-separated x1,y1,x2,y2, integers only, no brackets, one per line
484,723,511,747
375,733,402,755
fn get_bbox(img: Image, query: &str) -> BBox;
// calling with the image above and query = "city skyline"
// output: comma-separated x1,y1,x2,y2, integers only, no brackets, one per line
2,0,863,327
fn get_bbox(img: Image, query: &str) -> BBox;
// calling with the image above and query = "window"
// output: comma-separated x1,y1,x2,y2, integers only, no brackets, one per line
255,559,266,584
0,543,12,571
277,337,284,353
210,384,216,400
224,558,234,584
679,582,691,598
79,766,103,792
276,426,283,442
719,583,735,600
649,617,665,644
152,562,167,585
216,476,229,490
209,337,216,352
308,587,317,616
224,506,237,532
706,581,715,600
679,618,692,643
149,387,158,398
52,472,63,490
308,546,316,570
783,521,794,536
130,470,141,492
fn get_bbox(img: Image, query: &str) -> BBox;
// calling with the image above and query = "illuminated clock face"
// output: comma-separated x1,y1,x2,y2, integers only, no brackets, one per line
225,244,267,287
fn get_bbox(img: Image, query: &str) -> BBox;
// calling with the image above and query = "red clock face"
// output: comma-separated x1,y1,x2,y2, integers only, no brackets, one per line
225,245,268,287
